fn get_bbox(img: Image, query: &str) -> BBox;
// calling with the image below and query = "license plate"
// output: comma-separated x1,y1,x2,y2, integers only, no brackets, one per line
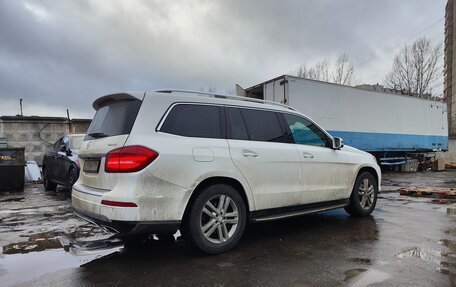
83,159,100,173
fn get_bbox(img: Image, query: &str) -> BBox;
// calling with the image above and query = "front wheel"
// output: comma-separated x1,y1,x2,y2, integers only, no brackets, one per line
345,172,377,216
186,184,246,254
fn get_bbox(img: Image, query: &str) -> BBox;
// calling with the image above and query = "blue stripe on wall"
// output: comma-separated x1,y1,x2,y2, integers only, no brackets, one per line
327,130,448,152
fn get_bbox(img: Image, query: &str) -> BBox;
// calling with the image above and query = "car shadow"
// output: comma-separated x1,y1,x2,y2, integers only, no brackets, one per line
74,210,379,286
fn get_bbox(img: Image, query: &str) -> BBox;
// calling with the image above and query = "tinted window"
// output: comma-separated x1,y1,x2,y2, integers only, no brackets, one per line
284,114,328,147
240,109,285,142
161,104,222,139
85,99,142,140
226,108,248,140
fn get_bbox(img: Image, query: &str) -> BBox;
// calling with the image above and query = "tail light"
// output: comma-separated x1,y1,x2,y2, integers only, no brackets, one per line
105,145,158,173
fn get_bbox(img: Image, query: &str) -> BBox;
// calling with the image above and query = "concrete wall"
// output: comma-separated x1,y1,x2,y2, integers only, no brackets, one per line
0,116,91,165
445,1,456,163
443,138,456,161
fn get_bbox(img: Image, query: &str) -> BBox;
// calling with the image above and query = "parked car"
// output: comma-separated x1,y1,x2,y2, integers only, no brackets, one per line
42,134,85,191
72,90,381,254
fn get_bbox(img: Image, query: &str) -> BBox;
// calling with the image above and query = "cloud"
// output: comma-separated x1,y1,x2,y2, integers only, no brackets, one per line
0,0,446,118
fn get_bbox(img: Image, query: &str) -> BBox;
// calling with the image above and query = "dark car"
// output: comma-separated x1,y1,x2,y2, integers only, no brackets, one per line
42,134,85,191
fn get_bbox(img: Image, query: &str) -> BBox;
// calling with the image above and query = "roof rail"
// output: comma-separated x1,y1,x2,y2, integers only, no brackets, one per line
156,89,295,110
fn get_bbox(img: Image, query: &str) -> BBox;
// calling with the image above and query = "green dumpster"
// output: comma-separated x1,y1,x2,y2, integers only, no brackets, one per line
0,147,25,191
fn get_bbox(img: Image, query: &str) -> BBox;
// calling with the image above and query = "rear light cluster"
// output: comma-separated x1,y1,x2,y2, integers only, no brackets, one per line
105,145,158,173
101,200,137,207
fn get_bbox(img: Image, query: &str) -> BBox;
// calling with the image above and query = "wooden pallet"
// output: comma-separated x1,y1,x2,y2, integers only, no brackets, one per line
399,186,456,198
446,162,456,169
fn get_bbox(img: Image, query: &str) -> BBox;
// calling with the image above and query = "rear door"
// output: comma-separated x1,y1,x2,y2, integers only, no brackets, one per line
78,97,143,190
226,107,302,210
281,113,351,203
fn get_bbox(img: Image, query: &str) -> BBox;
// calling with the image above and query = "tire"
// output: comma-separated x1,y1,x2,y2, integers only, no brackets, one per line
67,168,78,191
186,184,246,254
345,172,378,216
43,167,57,191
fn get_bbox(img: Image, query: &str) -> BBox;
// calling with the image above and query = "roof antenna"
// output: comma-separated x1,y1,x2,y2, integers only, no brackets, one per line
19,98,23,116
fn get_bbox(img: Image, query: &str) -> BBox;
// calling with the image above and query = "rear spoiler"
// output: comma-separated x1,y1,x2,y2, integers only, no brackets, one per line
92,92,145,110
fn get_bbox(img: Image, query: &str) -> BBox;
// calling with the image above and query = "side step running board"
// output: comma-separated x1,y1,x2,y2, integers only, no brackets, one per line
251,199,349,222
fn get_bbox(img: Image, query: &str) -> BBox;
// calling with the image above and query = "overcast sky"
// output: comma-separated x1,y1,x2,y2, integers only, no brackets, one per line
0,0,446,118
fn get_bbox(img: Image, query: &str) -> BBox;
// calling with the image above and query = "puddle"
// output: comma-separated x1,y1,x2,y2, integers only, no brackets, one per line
344,268,390,287
395,246,449,272
0,247,119,286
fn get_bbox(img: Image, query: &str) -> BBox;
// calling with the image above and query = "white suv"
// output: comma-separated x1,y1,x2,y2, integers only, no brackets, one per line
72,90,381,254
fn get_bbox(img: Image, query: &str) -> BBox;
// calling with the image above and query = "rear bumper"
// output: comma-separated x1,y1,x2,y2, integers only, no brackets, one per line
73,204,180,235
72,183,182,235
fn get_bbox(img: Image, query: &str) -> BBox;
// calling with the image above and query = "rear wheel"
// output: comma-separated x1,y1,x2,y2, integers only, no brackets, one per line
345,172,377,216
67,168,78,191
186,184,246,254
43,167,57,191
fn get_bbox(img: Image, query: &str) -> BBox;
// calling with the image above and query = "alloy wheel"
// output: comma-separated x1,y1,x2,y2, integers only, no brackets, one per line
200,195,239,244
358,178,375,209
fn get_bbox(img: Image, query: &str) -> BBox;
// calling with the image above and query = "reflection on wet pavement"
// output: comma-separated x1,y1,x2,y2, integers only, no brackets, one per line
344,268,390,287
0,172,455,286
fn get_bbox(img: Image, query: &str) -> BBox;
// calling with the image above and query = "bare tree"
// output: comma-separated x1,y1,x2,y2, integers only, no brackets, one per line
296,60,330,82
294,54,355,85
332,53,355,85
384,37,442,96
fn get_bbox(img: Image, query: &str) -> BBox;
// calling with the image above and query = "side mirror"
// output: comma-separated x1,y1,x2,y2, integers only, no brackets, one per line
332,137,344,149
60,144,67,152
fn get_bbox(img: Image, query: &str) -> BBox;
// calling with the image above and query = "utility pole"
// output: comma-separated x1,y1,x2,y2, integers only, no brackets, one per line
67,109,72,134
19,99,23,116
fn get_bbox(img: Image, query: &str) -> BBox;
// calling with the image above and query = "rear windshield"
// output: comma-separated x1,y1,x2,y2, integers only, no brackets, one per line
84,99,142,140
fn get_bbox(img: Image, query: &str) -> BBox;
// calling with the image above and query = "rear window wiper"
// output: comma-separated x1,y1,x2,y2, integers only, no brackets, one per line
88,132,108,138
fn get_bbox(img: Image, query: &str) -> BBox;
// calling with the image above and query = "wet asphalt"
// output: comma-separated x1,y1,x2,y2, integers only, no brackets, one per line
0,170,455,287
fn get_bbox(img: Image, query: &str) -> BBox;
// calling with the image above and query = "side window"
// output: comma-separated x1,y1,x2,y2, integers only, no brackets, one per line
53,137,63,150
161,104,222,139
283,114,328,147
62,136,69,147
226,108,248,140
240,108,286,142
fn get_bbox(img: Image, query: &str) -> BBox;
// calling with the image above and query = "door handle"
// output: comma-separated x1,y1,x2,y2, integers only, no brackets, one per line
242,150,259,157
302,152,314,159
